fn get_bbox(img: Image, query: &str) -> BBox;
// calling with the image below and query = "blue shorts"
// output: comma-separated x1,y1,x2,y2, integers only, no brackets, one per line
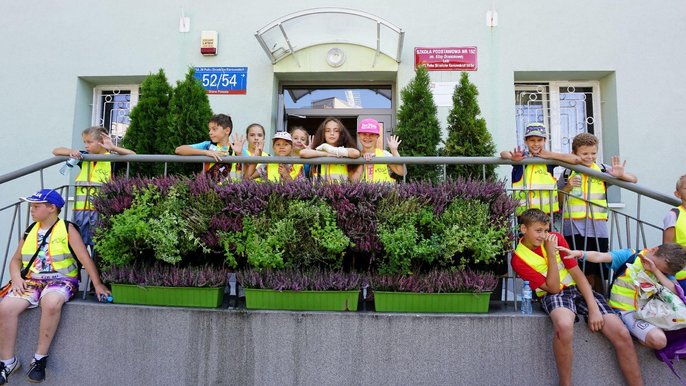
541,286,614,320
6,277,78,308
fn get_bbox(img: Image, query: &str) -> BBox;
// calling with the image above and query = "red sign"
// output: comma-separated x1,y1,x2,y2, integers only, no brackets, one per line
414,47,478,71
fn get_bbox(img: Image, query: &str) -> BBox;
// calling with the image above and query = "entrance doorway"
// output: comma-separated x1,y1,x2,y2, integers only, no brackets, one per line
278,85,395,148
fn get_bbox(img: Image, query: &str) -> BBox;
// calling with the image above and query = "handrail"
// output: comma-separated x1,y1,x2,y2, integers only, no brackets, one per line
3,155,676,207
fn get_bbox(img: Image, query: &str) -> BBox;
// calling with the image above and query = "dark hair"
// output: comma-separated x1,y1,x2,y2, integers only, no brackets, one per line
571,133,598,153
209,114,233,131
246,123,265,137
655,243,686,275
519,208,550,226
311,117,356,149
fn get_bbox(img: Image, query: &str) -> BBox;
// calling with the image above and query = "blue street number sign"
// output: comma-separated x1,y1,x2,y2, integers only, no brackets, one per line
194,67,247,95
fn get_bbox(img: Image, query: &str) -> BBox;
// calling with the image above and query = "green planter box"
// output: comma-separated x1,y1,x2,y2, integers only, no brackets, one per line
374,291,491,313
244,289,359,311
110,284,224,308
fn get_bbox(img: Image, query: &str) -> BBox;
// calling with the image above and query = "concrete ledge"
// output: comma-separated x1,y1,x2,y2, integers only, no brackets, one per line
10,300,685,385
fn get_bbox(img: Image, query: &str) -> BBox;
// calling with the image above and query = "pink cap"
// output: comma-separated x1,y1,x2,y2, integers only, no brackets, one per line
357,118,381,135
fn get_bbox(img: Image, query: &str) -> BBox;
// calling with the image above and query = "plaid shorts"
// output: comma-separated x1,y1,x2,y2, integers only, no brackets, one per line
7,277,78,308
541,286,614,320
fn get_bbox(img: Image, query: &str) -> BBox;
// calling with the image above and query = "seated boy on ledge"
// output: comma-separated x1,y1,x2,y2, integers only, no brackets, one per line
0,189,109,384
511,208,642,386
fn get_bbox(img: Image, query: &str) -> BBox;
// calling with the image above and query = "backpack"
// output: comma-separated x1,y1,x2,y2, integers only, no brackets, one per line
656,285,686,385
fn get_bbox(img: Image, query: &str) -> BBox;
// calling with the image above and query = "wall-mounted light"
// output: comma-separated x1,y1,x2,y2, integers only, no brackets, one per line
326,47,346,67
201,31,218,56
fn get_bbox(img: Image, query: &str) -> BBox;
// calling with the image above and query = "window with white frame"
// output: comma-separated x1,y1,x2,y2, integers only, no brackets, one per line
514,81,602,163
92,85,139,145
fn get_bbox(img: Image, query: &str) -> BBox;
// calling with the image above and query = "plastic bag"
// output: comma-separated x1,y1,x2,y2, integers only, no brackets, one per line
632,269,686,331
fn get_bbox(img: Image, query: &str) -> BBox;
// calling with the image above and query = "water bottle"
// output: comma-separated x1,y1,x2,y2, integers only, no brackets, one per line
59,157,79,175
521,281,533,315
99,294,113,303
570,186,583,198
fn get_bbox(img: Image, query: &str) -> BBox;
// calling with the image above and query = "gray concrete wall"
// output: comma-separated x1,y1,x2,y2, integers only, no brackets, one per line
9,301,685,385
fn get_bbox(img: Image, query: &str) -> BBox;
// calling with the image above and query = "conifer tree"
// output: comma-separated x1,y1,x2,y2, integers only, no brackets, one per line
443,72,497,179
395,66,442,181
122,69,172,176
165,67,214,175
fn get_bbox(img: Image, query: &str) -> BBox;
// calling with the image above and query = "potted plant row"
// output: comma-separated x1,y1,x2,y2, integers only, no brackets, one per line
93,175,516,312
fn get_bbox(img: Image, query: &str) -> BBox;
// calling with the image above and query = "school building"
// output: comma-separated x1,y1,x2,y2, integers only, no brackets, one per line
1,0,684,236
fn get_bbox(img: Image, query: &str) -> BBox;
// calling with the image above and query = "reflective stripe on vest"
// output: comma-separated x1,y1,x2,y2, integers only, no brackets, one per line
313,164,349,182
675,206,686,247
21,219,78,278
74,158,111,210
361,149,395,183
515,240,576,297
266,163,304,182
609,250,647,311
563,163,608,220
512,164,559,215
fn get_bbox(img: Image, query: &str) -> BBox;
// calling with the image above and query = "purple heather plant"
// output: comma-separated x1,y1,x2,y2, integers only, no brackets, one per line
238,268,364,291
102,263,229,288
370,269,498,293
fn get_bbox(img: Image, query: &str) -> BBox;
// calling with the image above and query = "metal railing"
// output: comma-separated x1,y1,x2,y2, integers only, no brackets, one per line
0,155,678,304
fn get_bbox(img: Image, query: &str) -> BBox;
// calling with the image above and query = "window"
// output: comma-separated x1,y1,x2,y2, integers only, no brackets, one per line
514,81,602,159
92,85,139,145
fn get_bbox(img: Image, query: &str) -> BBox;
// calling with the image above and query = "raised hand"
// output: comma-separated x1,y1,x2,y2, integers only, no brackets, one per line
609,155,626,178
387,135,402,152
306,135,315,149
230,134,245,156
100,135,114,152
511,146,526,162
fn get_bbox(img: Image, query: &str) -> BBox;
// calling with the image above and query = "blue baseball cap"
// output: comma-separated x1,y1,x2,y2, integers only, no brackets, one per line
20,189,65,209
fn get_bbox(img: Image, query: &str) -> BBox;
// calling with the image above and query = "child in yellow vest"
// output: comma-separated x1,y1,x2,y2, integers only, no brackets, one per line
351,118,406,183
662,174,686,289
244,131,305,182
558,243,686,350
0,189,109,384
299,117,360,182
557,132,638,292
511,208,642,386
175,114,246,182
52,127,135,246
500,123,580,216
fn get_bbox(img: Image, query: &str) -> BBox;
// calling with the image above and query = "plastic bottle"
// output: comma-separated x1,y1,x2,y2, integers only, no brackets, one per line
59,157,80,175
521,281,533,315
99,294,113,303
570,185,583,198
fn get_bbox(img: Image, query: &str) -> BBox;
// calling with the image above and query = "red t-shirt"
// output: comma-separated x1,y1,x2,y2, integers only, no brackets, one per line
511,232,578,291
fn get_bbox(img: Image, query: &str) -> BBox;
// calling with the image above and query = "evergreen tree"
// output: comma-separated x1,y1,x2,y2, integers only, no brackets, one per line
443,72,497,179
395,66,442,181
122,69,172,176
165,67,214,175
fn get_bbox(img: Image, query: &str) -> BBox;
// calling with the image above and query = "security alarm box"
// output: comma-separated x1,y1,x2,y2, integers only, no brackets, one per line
201,31,218,56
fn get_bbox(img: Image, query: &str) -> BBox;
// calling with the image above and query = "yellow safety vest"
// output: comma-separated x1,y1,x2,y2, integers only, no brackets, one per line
609,250,647,311
74,157,111,210
312,164,349,182
266,163,304,182
360,149,395,183
674,205,686,247
515,239,576,297
563,163,608,220
21,219,78,278
512,164,559,215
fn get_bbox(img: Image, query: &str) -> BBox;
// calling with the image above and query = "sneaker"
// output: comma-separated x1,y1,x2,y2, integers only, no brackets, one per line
0,358,21,385
26,356,47,383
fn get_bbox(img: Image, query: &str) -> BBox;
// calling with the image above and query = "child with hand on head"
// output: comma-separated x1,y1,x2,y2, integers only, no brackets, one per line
557,243,686,350
351,118,406,183
175,114,245,182
557,132,638,292
244,131,305,182
0,189,110,384
500,123,580,217
299,117,360,182
52,127,135,246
